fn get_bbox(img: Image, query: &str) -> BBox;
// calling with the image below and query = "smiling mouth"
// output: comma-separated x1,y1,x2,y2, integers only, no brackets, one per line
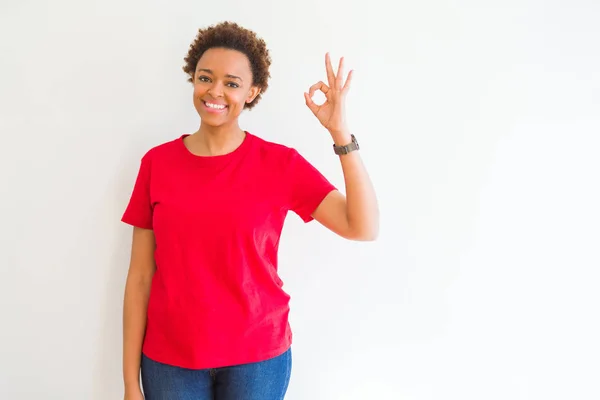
203,101,228,111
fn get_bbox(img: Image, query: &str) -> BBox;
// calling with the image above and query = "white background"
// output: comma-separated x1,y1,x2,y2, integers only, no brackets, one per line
1,0,599,399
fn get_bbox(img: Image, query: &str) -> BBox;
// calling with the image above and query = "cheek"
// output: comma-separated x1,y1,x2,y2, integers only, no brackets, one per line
225,91,249,108
233,94,248,106
193,85,206,98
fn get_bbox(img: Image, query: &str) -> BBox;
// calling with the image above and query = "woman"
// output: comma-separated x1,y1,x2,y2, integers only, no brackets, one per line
122,21,378,400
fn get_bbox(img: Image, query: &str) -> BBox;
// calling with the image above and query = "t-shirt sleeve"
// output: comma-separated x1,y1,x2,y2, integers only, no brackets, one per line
121,152,153,230
285,148,337,223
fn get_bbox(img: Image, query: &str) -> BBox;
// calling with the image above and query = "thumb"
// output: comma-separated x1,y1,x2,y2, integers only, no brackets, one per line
304,92,319,114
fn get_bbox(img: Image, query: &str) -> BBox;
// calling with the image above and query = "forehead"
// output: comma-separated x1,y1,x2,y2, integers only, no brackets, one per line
195,48,252,77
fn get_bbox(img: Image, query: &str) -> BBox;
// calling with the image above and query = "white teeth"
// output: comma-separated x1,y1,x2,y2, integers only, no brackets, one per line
205,102,226,110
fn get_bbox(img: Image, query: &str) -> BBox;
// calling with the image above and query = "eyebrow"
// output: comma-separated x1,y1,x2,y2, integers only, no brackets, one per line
195,68,243,81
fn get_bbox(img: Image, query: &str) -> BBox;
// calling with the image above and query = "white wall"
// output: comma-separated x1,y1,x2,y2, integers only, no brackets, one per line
1,1,599,399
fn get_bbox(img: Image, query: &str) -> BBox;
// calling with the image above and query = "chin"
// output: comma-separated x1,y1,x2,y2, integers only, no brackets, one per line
200,114,232,127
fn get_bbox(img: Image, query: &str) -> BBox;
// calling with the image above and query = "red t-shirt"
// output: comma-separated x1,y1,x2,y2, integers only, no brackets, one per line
121,132,336,369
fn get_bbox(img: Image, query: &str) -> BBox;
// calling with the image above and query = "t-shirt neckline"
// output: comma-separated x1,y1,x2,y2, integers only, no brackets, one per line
179,131,254,165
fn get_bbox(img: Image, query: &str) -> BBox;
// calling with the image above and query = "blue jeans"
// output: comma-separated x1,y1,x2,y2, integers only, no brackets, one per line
140,348,292,400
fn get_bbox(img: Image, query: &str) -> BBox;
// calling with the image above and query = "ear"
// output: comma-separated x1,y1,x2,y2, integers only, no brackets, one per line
246,86,261,104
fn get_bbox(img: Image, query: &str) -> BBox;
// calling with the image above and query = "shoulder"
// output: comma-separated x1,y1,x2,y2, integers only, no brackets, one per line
249,132,300,164
139,135,183,163
250,132,292,153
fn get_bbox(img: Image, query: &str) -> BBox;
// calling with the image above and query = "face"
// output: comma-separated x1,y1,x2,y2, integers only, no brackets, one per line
192,47,260,127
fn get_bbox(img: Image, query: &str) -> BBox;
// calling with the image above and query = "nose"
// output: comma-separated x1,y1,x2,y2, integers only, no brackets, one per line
208,82,224,97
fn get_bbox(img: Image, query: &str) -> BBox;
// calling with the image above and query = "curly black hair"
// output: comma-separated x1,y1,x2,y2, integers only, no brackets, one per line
182,21,272,110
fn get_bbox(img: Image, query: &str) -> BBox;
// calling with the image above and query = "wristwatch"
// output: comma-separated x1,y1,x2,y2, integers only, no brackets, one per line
333,134,359,155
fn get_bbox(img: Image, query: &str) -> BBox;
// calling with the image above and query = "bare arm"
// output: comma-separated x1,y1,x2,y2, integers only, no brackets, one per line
304,54,379,241
312,130,379,241
123,227,156,393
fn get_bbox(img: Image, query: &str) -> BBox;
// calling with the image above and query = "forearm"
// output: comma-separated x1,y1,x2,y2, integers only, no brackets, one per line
331,129,379,240
123,276,152,389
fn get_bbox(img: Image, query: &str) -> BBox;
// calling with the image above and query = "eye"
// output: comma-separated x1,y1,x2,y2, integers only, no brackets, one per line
227,82,240,88
196,75,210,82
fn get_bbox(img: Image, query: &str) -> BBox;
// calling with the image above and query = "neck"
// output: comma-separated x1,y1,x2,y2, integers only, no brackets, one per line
190,122,246,156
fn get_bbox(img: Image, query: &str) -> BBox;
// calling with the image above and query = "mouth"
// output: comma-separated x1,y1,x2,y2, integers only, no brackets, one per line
202,100,228,113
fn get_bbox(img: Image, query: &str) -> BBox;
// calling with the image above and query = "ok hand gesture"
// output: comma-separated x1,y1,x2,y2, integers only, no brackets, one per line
304,53,353,136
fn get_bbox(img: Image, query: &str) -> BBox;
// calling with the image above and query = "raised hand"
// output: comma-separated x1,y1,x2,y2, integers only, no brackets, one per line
304,52,353,135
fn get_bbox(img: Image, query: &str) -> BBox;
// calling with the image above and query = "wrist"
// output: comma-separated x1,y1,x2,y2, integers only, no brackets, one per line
124,379,141,390
329,128,352,145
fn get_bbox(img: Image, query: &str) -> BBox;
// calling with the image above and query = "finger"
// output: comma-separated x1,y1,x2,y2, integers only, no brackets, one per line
309,81,329,97
336,57,344,89
325,52,336,88
304,92,319,114
342,70,354,93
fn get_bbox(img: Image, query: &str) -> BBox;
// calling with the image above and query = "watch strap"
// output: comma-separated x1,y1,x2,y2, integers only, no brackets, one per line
333,134,359,155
